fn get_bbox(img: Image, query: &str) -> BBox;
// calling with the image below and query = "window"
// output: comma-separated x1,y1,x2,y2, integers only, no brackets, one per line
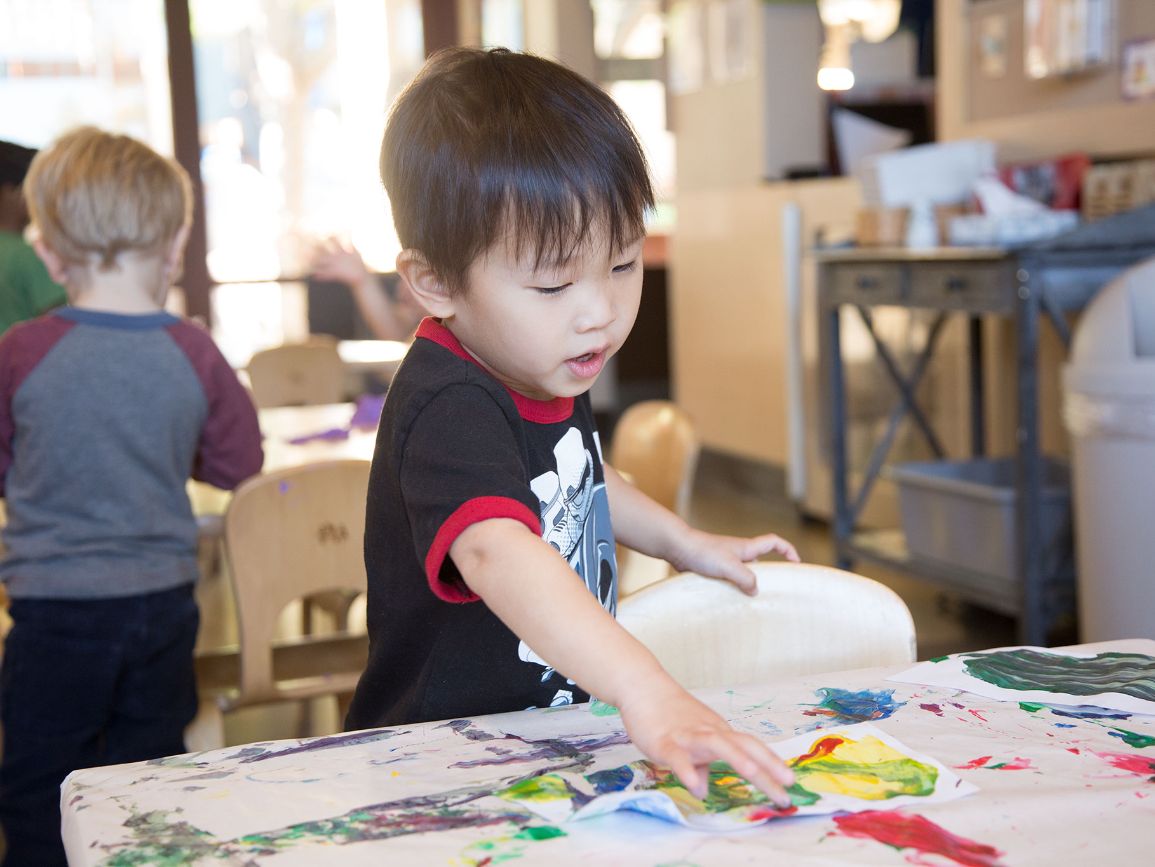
0,0,172,153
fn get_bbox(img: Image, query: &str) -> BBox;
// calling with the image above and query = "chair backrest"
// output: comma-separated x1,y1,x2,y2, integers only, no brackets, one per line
610,400,700,517
224,459,370,702
617,562,916,689
247,339,346,408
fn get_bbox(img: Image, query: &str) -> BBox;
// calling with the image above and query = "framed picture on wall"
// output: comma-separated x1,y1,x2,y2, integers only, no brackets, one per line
1024,0,1115,80
1121,37,1155,101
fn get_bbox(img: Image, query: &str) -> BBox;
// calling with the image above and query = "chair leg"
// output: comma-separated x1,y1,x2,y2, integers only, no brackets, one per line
185,696,226,752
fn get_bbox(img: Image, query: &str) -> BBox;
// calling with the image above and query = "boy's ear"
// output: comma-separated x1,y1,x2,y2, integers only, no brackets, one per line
31,238,69,285
396,249,455,318
163,223,191,281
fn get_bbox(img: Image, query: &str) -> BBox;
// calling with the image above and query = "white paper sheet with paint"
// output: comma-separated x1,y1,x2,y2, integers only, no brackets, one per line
888,646,1155,716
498,723,977,830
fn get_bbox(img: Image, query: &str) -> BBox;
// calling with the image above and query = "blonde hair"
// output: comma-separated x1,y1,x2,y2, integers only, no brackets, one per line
25,127,192,270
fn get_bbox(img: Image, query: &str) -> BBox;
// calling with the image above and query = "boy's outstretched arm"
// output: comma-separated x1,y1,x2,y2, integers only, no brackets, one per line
603,464,800,596
450,518,795,805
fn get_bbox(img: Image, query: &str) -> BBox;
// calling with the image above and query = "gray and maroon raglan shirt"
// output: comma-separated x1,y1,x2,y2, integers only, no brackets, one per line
0,308,263,600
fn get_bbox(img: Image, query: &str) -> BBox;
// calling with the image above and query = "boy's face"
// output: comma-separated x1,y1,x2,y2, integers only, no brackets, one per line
444,225,644,401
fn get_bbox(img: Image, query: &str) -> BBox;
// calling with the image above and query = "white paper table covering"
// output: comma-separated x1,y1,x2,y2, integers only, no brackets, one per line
62,639,1155,866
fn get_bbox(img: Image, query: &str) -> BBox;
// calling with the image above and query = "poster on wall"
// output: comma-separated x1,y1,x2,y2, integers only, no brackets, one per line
979,13,1009,78
1024,0,1115,80
1121,37,1155,101
706,0,751,84
667,0,705,94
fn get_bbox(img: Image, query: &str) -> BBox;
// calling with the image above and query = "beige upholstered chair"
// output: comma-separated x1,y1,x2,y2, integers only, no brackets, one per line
246,339,346,408
610,400,701,597
189,459,370,749
617,562,916,689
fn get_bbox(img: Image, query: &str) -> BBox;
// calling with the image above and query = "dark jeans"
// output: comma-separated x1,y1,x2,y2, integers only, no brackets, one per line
0,584,199,867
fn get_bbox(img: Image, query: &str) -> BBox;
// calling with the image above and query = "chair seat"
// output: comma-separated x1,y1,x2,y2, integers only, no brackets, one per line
217,672,363,713
617,562,916,689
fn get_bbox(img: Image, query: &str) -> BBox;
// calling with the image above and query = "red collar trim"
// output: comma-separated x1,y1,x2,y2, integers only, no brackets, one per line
416,318,574,424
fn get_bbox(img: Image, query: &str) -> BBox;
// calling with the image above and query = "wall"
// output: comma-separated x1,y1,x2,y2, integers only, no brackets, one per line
670,0,827,466
939,0,1155,160
672,178,861,466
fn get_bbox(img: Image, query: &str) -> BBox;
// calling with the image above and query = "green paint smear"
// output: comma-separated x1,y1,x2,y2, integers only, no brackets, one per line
460,824,565,866
962,649,1155,702
1019,701,1046,713
497,774,574,803
589,699,620,717
651,761,773,812
1109,727,1155,749
784,782,821,806
793,757,938,798
514,825,566,841
929,655,950,662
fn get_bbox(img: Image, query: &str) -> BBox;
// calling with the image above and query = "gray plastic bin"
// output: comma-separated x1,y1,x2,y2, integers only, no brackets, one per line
1063,257,1155,642
889,458,1071,584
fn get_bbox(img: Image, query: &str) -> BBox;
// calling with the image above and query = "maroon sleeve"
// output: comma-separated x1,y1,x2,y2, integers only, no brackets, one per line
166,321,264,490
0,316,75,495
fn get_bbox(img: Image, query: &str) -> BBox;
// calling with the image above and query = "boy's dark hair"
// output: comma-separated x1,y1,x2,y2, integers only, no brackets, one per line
382,47,654,295
0,140,37,189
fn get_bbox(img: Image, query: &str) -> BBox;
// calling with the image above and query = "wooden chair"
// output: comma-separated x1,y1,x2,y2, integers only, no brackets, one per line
610,400,700,516
246,338,346,408
188,459,370,749
617,562,916,689
610,400,701,597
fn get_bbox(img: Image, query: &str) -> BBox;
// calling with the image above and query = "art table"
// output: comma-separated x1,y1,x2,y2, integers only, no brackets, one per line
62,639,1155,865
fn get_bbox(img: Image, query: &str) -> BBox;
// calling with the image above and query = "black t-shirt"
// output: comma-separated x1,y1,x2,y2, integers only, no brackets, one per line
345,318,618,729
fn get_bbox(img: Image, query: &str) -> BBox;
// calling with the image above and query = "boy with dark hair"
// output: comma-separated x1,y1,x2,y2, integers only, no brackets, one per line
0,127,264,866
346,48,799,805
0,140,66,334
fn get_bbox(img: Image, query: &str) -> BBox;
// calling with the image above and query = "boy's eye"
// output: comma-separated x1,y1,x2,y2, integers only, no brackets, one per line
534,283,570,296
612,259,638,274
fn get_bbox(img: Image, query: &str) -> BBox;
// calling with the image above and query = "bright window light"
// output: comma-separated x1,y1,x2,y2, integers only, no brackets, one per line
818,67,856,91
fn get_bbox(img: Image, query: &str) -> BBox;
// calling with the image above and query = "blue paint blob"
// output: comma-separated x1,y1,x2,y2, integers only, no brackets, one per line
805,687,907,723
586,764,635,794
1050,704,1131,721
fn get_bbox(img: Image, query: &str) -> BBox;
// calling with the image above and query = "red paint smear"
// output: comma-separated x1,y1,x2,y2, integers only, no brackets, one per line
1067,748,1081,754
794,735,847,763
920,703,944,716
1094,751,1155,777
992,757,1034,770
968,709,989,723
833,810,1005,867
748,804,799,821
957,756,992,769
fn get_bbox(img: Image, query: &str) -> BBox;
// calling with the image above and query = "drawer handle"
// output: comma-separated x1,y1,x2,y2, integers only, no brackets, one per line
856,275,879,290
944,275,968,293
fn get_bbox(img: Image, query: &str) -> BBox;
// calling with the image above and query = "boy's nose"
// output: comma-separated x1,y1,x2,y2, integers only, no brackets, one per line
576,282,615,332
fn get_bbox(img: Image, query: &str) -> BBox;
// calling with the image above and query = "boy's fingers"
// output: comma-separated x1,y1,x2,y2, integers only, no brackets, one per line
666,751,706,799
726,563,758,596
747,533,800,563
716,738,794,808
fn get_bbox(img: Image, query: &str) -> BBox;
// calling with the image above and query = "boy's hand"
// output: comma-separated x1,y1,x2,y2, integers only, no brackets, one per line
618,681,794,806
666,527,800,596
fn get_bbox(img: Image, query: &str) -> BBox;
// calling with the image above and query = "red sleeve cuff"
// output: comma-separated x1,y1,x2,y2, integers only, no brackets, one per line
424,496,542,603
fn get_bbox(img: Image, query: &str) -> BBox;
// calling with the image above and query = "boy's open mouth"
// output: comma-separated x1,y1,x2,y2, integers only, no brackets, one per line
566,349,606,378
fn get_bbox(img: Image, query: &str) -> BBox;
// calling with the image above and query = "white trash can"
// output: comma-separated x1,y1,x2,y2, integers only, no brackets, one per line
1063,257,1155,641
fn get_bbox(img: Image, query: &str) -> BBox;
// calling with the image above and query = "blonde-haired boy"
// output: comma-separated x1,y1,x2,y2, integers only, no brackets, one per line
0,127,263,866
